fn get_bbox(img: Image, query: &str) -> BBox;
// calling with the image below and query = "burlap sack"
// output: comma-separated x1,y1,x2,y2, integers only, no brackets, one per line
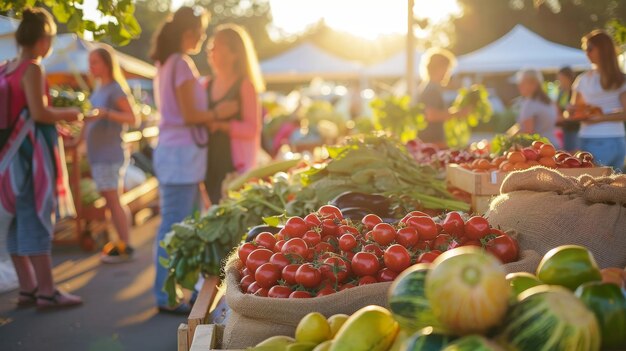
222,255,391,349
487,167,626,272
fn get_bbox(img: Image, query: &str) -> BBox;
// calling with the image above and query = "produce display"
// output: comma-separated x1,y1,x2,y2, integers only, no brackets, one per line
458,141,596,172
235,207,518,298
245,245,626,351
161,136,471,304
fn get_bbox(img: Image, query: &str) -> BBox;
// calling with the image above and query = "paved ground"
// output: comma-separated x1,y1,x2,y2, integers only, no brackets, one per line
0,217,186,351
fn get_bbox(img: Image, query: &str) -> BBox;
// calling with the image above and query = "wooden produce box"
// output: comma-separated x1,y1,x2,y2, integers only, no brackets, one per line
188,324,243,351
446,164,613,196
446,164,613,214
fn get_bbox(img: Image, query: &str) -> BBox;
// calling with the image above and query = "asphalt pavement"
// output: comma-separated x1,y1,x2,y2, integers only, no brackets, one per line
0,217,186,351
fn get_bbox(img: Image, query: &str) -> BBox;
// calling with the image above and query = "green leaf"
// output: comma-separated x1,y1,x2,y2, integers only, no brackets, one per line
158,256,170,268
263,214,285,227
52,2,71,23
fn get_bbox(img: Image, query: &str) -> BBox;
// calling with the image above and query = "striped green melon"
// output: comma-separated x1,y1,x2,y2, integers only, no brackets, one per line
405,327,457,351
497,285,601,351
442,335,505,351
505,272,542,298
388,263,443,332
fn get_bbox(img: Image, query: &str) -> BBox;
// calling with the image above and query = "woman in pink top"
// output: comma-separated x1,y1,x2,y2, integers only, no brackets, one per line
149,7,237,313
204,24,265,204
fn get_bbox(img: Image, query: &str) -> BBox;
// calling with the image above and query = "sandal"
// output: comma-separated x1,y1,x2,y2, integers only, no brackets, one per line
17,287,38,307
158,303,191,315
36,290,83,310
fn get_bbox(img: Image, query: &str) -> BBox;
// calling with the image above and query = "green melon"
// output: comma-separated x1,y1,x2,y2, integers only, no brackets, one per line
575,281,626,350
497,285,601,351
405,327,457,351
388,263,443,332
442,335,504,351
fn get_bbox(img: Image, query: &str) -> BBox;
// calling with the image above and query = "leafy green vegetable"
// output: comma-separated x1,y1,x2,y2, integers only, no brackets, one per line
370,95,426,143
490,133,550,156
445,85,493,147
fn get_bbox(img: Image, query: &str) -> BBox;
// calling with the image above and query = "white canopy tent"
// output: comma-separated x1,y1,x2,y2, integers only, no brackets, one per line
363,49,423,78
0,33,156,78
455,25,591,74
261,42,363,83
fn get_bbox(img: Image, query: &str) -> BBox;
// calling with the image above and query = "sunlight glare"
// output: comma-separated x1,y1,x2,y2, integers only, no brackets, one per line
269,0,462,39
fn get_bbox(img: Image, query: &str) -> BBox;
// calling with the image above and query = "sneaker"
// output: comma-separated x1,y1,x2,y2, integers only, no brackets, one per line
100,242,135,263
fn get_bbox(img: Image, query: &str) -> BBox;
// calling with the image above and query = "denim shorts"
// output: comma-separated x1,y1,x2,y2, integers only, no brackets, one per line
579,137,626,171
91,162,126,191
7,174,52,255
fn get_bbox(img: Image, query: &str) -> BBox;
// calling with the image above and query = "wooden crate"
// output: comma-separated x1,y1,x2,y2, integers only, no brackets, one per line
472,195,494,214
447,164,613,196
187,276,221,347
189,324,244,351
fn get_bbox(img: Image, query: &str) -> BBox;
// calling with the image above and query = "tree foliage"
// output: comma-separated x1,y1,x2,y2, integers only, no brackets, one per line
1,0,141,45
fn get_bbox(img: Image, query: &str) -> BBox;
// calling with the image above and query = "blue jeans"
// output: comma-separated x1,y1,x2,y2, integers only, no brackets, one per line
154,183,200,307
580,137,626,171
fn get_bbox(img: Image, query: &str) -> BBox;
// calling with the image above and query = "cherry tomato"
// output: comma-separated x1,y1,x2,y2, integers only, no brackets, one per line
268,285,293,298
351,252,380,277
338,225,359,236
406,216,438,240
255,263,281,289
342,250,356,260
362,243,384,257
295,264,322,288
418,250,442,264
240,274,255,292
485,234,519,263
282,264,300,285
339,234,358,252
377,268,399,282
396,227,419,248
447,238,462,250
254,288,269,297
245,248,273,273
269,252,291,270
253,232,277,250
305,248,315,261
461,237,482,247
275,232,285,241
384,245,411,273
339,283,355,291
289,290,312,298
322,235,339,247
400,211,429,223
283,216,309,238
238,243,257,265
304,213,322,227
364,230,374,242
321,219,339,237
302,230,322,247
273,239,286,253
318,205,343,220
358,276,378,285
442,212,465,237
432,234,452,252
281,238,308,258
413,240,432,251
320,257,351,283
313,242,336,255
372,223,396,246
241,267,252,277
361,214,383,230
247,281,262,294
316,287,336,297
464,216,491,240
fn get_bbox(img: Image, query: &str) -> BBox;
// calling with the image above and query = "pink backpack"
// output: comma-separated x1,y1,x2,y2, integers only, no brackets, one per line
0,62,11,129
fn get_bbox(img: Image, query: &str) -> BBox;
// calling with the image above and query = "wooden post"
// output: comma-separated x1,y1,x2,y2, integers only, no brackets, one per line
187,276,221,345
407,0,415,101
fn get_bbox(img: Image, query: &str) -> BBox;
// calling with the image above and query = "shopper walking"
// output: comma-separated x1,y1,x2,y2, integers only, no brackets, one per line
515,69,559,147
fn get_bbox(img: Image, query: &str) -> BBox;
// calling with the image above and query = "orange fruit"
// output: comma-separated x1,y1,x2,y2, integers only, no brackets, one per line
513,161,529,170
507,151,526,164
532,141,544,150
539,144,556,158
499,161,513,172
527,160,540,167
492,156,506,168
538,157,557,168
476,159,491,170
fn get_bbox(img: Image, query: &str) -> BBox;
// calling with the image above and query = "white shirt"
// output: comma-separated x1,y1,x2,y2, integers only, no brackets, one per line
573,70,626,138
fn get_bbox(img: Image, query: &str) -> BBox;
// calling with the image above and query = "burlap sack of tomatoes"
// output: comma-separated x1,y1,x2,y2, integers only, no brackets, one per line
487,167,626,271
222,255,391,349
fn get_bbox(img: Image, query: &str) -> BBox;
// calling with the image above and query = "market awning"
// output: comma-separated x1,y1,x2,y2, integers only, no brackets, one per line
455,25,590,74
261,42,363,83
363,49,424,78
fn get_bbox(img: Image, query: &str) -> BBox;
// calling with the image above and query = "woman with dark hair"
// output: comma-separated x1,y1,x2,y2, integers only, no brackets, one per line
0,8,82,308
572,30,626,169
556,66,579,151
86,44,139,263
150,6,237,313
203,24,265,204
516,69,559,146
